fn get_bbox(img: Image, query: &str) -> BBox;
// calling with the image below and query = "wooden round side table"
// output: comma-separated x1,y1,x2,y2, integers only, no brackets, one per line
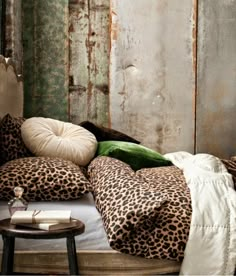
0,218,85,275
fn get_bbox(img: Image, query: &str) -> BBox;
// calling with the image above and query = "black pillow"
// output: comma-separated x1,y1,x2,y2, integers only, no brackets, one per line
79,121,140,144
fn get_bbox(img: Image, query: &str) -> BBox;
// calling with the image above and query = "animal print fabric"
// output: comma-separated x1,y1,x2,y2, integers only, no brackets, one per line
87,156,192,261
0,114,33,165
0,157,90,201
221,159,236,190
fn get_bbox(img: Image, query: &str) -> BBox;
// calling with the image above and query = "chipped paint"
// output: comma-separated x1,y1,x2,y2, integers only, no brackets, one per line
110,12,118,41
69,0,110,125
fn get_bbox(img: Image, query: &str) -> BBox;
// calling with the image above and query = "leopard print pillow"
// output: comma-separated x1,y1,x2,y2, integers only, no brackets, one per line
0,156,90,201
0,114,33,165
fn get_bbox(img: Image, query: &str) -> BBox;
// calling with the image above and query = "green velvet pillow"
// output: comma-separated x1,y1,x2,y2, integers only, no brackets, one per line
96,141,172,171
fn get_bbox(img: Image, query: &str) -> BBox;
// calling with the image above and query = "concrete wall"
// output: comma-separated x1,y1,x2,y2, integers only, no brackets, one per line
110,0,196,154
196,0,236,158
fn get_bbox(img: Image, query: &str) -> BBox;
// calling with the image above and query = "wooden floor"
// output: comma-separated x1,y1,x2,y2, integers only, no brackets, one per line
0,250,181,275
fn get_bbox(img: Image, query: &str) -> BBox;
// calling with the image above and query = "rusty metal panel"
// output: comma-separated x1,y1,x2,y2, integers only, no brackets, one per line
22,0,69,121
197,0,236,158
110,0,196,154
69,0,110,125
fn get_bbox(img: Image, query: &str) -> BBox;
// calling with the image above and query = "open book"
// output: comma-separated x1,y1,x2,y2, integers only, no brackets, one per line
10,210,71,224
18,218,80,231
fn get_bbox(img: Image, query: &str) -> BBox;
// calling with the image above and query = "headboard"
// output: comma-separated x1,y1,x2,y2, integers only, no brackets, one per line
0,55,23,118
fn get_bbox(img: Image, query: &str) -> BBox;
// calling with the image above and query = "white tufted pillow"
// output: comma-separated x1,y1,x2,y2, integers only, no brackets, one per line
21,117,97,166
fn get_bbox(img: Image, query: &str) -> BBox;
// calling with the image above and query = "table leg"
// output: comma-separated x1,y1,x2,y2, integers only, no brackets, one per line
1,235,15,275
66,236,79,275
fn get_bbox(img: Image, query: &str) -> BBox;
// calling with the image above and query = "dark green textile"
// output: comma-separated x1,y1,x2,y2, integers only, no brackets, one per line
96,141,172,171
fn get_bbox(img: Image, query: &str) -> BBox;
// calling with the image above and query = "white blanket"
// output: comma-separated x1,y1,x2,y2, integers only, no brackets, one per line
164,151,236,275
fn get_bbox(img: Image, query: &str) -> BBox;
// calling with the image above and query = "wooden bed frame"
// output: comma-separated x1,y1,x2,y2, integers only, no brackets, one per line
0,55,181,275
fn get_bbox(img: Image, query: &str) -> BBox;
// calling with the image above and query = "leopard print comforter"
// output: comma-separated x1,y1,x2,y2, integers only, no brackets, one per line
87,156,192,261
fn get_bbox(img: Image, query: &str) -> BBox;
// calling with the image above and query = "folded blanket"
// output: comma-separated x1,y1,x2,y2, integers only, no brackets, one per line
165,152,236,275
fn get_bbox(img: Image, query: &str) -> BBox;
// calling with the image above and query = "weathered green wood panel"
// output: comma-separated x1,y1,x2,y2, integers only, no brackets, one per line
88,0,109,125
69,0,110,126
69,0,89,123
22,0,69,121
110,0,196,154
196,0,236,158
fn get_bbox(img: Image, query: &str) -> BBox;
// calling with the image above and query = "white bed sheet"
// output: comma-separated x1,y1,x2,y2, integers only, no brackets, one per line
0,192,112,251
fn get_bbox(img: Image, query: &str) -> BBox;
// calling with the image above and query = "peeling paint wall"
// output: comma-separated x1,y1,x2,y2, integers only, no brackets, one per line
20,0,236,158
22,0,110,124
69,0,110,125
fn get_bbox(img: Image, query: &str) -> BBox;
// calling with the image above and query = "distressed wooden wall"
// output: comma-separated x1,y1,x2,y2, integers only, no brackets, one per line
19,0,235,158
69,0,110,125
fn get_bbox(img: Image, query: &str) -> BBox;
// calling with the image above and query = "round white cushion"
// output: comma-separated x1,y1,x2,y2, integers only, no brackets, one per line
21,117,97,166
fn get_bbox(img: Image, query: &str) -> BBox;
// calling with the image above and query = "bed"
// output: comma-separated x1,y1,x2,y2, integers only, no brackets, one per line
0,55,235,275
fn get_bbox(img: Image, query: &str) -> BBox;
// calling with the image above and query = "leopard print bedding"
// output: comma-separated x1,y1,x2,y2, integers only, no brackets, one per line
87,156,192,261
0,157,90,201
0,114,33,165
221,159,236,190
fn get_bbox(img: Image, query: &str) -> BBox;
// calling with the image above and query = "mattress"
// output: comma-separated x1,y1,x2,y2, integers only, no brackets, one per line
0,192,112,251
